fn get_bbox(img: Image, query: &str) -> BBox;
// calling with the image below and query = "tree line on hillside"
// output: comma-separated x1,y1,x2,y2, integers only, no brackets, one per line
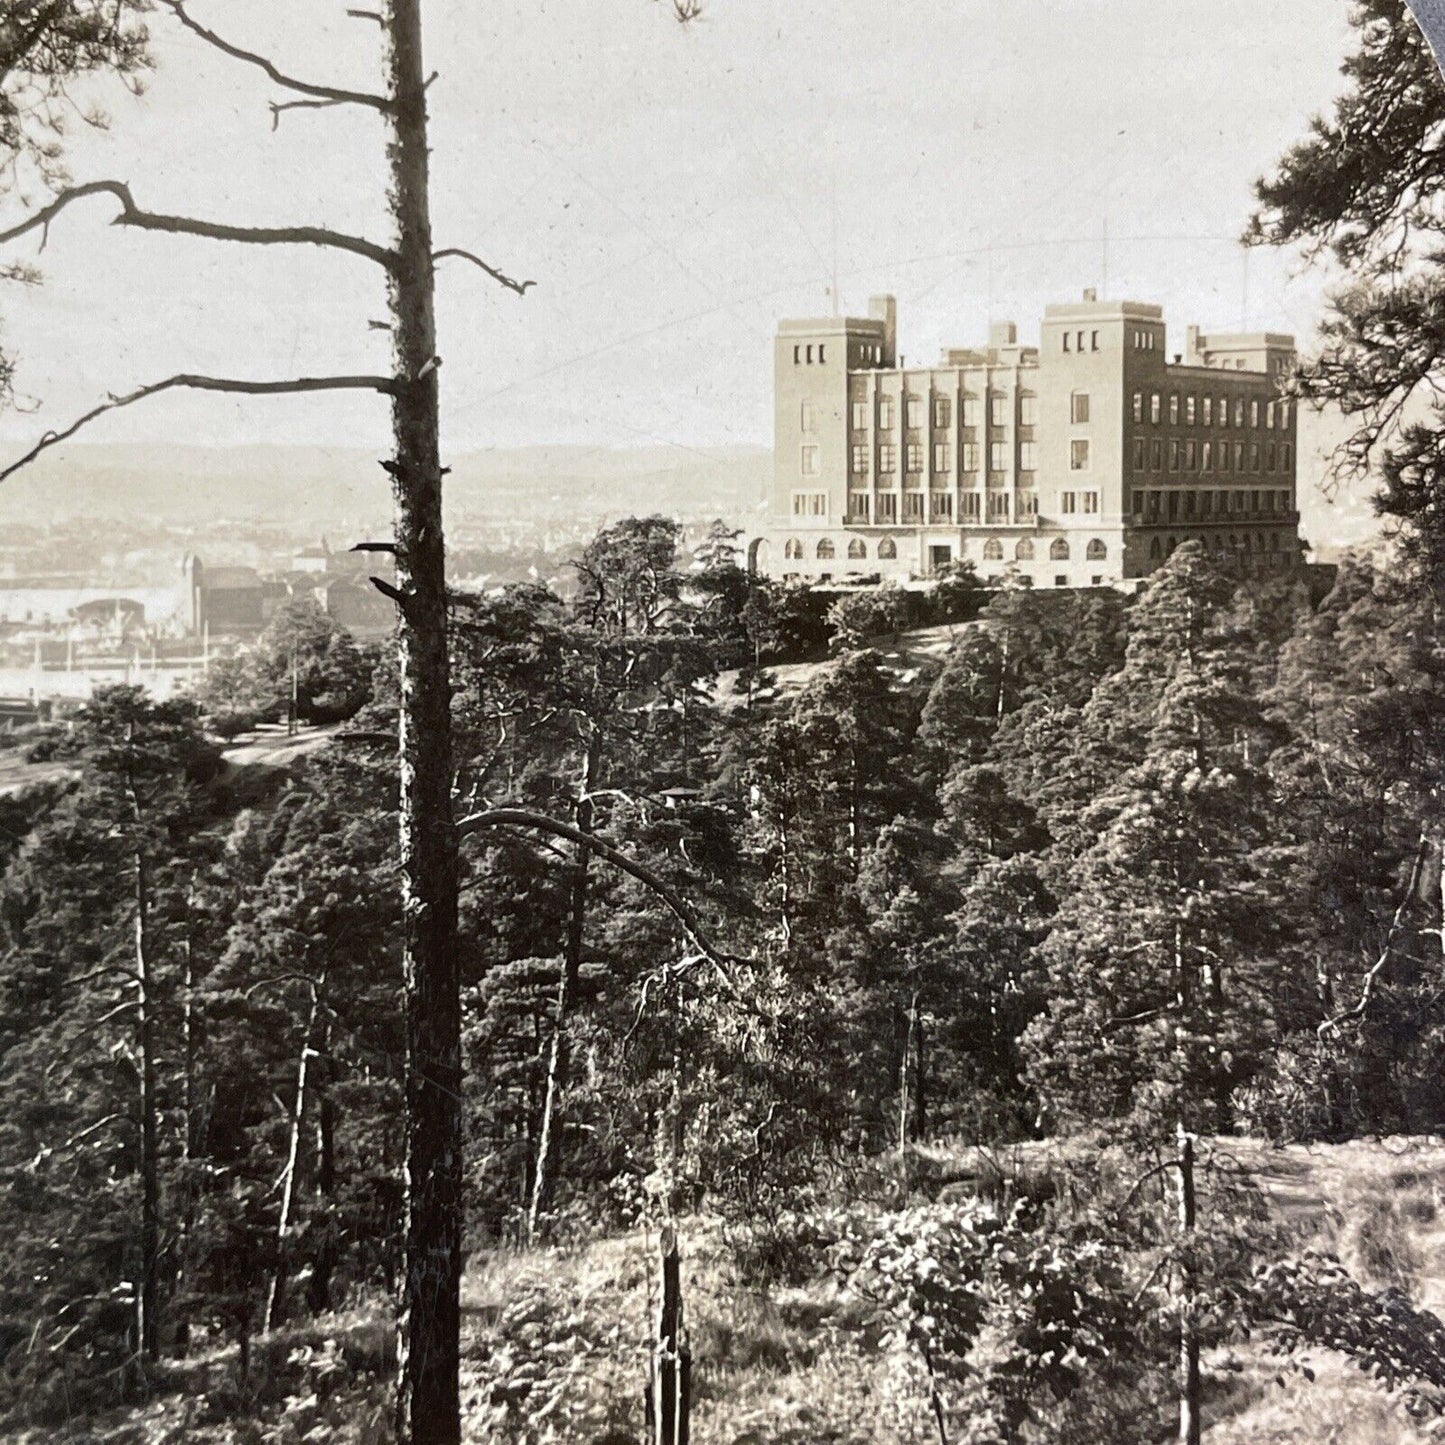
1,510,1444,1439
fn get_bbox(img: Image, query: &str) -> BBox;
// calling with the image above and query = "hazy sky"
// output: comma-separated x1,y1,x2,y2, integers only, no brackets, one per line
0,0,1358,457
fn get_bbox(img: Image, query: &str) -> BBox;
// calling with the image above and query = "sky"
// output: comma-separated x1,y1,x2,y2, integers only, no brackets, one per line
0,0,1360,456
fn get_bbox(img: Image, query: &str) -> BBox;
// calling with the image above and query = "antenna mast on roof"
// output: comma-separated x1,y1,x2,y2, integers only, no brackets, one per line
830,166,840,317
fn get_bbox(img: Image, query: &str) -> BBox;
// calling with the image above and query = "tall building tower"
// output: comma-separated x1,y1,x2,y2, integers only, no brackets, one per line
754,290,1301,589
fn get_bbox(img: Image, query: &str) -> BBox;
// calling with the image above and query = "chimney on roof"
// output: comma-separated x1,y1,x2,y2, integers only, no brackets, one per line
988,320,1017,348
869,294,897,366
1082,287,1098,302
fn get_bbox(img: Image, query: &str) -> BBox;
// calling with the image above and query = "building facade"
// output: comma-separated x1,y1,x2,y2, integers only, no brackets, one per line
754,292,1301,589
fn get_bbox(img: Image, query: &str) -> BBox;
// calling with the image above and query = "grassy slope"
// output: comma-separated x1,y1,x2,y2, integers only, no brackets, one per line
7,1138,1444,1442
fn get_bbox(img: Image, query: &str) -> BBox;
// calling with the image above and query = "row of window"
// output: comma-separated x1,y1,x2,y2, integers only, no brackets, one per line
792,343,828,365
1132,436,1293,474
851,393,1038,431
1130,329,1159,351
1062,330,1101,353
850,438,1074,476
1132,391,1291,429
1132,488,1292,519
783,536,1108,563
845,491,1039,524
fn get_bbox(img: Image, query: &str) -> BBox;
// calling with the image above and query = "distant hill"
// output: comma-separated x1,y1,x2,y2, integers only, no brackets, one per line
0,443,774,530
0,430,1379,556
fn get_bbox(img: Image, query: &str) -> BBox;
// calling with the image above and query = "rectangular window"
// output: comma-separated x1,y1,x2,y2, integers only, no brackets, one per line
1133,437,1146,470
961,442,979,472
990,439,1009,471
852,400,868,430
1133,391,1144,423
1186,396,1197,425
1077,329,1086,351
1019,393,1038,426
1234,441,1246,472
1019,441,1038,472
1169,440,1180,471
1266,443,1277,472
1266,401,1276,428
1071,392,1091,424
800,400,815,432
1169,394,1180,424
1151,393,1162,424
1148,490,1162,518
1063,331,1071,352
1151,439,1163,471
1132,489,1146,515
1168,492,1180,519
851,443,868,474
876,492,898,522
933,442,951,473
1082,490,1099,514
1070,439,1090,470
1018,490,1038,518
800,445,819,476
1250,442,1260,471
879,398,894,430
1185,440,1197,470
848,492,870,521
793,345,801,364
1201,441,1213,472
1220,443,1232,473
1234,399,1245,427
934,395,951,429
879,443,896,473
1220,395,1228,426
1281,444,1292,469
960,492,981,520
1203,397,1213,426
961,395,980,428
906,441,924,473
903,492,924,521
1278,489,1290,511
1060,490,1077,514
988,492,1010,521
1091,329,1100,351
1251,489,1261,512
818,345,826,364
1250,400,1260,427
990,393,1009,427
1185,491,1197,517
930,493,954,521
1202,491,1214,516
906,395,924,429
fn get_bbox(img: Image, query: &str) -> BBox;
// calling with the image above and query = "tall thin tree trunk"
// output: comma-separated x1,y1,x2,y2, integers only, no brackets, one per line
134,842,160,1362
1177,1126,1201,1445
384,3,463,1441
528,733,599,1240
265,978,325,1333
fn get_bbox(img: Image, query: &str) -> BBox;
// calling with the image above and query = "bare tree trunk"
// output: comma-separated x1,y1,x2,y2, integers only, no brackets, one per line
265,978,325,1333
647,1225,691,1445
134,842,160,1362
527,733,599,1240
384,3,463,1441
1177,1126,1201,1445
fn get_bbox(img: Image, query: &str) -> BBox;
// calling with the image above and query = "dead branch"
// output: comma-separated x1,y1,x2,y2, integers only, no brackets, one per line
158,0,390,112
456,806,736,977
270,98,347,130
0,180,396,270
1319,831,1432,1035
0,373,396,483
433,247,535,296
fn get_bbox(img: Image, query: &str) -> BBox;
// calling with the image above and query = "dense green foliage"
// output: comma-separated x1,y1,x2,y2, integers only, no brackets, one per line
2,510,1443,1438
